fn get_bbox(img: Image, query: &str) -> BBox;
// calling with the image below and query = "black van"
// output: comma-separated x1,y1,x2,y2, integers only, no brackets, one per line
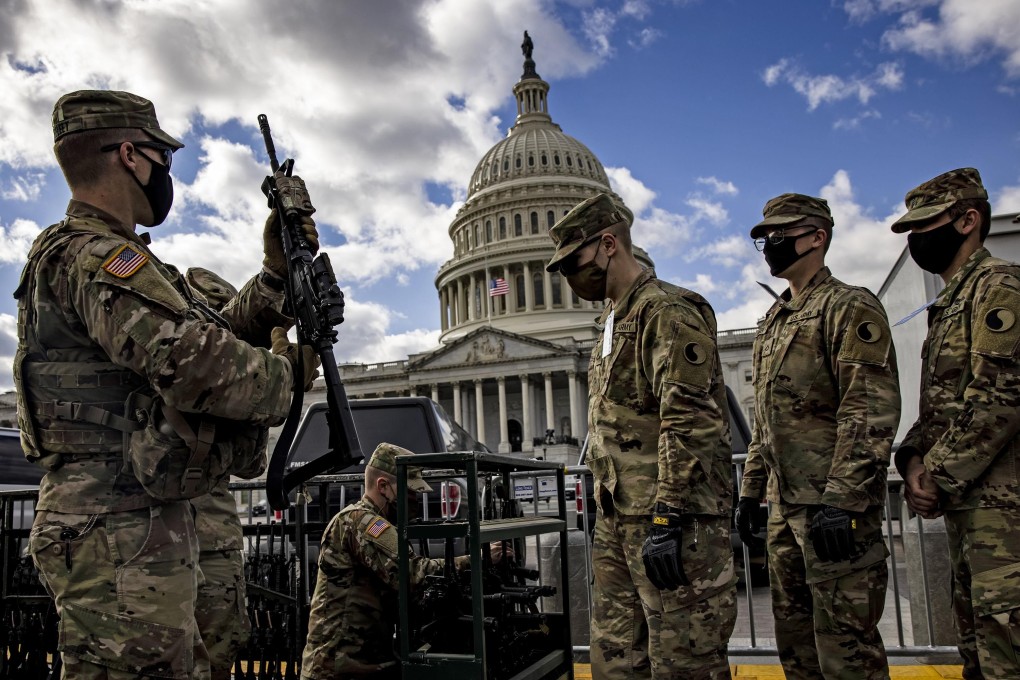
0,428,42,491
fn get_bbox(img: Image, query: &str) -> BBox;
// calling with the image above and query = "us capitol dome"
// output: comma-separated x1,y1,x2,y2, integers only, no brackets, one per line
435,32,652,344
336,32,655,456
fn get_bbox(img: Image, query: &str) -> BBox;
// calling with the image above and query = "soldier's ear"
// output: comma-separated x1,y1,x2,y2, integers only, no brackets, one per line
602,233,618,257
959,209,980,236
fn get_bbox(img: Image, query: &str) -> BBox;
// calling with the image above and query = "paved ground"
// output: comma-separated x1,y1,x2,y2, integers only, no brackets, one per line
572,664,964,678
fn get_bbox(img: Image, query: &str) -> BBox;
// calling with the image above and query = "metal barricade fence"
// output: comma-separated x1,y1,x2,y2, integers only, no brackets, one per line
0,460,960,673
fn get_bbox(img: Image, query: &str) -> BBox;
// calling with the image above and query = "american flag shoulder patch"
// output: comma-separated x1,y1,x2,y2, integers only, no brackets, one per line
366,517,391,538
102,244,149,278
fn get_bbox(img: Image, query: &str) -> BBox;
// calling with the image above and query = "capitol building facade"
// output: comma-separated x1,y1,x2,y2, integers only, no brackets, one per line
330,39,756,464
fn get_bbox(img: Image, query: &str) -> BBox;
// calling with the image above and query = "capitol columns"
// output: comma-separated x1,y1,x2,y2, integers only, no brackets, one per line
567,370,580,441
474,378,486,445
523,261,534,312
455,278,464,325
430,383,439,404
519,374,532,452
439,289,448,331
543,372,555,435
543,269,553,310
497,376,509,453
453,381,462,424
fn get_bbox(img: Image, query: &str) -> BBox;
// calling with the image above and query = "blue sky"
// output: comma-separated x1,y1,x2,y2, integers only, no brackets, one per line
1,0,1018,392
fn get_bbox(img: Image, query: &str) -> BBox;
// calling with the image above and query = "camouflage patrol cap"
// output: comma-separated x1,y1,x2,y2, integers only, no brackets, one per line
52,90,185,149
750,193,833,239
546,193,629,272
367,442,432,493
890,168,987,233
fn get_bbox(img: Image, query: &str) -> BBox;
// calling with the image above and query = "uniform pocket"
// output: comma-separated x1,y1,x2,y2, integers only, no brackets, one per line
59,601,191,678
969,562,1020,668
771,320,824,400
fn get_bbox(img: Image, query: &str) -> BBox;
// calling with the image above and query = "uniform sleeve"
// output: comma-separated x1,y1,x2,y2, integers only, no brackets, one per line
221,274,293,348
820,293,901,512
740,398,768,501
350,513,446,590
647,302,728,510
67,241,293,425
925,275,1020,495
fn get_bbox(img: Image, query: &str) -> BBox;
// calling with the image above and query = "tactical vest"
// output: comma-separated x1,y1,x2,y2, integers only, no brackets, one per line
14,218,266,508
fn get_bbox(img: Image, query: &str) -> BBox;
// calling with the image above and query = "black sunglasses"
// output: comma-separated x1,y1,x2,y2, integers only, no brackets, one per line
100,140,174,169
558,236,604,275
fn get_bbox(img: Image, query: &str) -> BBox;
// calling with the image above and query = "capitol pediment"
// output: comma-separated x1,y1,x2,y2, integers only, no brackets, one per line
410,327,569,370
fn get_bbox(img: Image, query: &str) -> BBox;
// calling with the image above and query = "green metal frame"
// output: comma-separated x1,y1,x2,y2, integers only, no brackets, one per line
396,452,574,679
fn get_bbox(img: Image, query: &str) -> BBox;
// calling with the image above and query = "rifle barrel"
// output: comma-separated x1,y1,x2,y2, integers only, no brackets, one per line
258,114,280,173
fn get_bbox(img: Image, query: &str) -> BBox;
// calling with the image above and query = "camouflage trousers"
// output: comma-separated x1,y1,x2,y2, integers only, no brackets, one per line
28,502,205,679
767,503,890,680
944,506,1020,680
195,549,250,679
591,506,736,680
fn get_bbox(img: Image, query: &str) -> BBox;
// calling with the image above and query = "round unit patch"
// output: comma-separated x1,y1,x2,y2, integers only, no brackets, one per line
984,307,1016,333
684,342,707,365
856,321,881,344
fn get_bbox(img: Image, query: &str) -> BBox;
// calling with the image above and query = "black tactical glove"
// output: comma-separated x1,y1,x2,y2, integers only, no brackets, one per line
641,504,689,590
809,505,857,562
734,497,762,547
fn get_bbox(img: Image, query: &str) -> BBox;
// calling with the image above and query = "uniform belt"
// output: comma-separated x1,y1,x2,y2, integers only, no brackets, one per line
35,400,142,433
30,373,139,389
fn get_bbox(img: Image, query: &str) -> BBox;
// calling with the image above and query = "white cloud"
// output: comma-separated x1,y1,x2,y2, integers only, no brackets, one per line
0,218,42,264
679,170,907,330
996,179,1020,213
629,27,663,49
606,166,658,215
583,8,618,58
762,59,904,110
0,314,17,391
696,176,739,196
331,298,440,365
687,235,751,268
833,109,882,130
0,0,603,290
621,1,652,20
1,173,46,201
843,0,939,23
881,0,1020,77
685,197,728,226
818,169,906,294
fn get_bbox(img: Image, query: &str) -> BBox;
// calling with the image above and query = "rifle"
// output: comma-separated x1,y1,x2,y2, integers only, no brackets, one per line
257,114,364,510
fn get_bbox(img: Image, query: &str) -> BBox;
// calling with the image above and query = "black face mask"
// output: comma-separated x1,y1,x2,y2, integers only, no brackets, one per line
762,231,816,277
132,154,174,226
907,218,966,274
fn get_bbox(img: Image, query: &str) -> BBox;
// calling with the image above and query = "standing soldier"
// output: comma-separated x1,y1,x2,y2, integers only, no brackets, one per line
546,193,736,679
734,193,900,679
185,267,292,680
15,90,319,678
892,168,1020,679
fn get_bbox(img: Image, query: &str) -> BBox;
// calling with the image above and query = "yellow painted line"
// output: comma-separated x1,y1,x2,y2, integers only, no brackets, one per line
572,664,963,679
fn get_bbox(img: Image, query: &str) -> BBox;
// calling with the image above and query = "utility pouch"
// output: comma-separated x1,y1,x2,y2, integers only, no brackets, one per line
124,392,225,501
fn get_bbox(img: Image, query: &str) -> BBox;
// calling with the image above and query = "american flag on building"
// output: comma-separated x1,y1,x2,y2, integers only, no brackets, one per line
489,278,509,297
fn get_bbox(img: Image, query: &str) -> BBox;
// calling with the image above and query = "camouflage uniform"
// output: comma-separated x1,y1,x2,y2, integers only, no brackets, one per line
186,266,291,678
300,444,460,679
548,194,737,680
15,91,295,679
892,169,1020,679
741,193,900,680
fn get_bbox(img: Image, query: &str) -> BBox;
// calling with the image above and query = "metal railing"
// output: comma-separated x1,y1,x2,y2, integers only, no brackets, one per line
0,459,961,668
